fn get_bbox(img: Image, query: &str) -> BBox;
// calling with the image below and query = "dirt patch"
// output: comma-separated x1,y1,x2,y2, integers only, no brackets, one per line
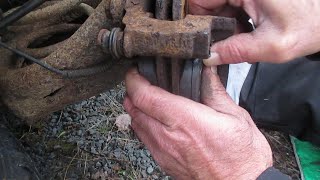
262,130,300,179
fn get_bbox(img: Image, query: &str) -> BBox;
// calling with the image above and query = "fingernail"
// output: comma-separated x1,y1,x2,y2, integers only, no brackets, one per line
203,52,221,66
211,66,217,74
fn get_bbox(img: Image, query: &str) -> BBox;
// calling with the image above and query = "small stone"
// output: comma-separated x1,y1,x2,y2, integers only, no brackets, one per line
53,145,61,150
130,156,136,162
114,151,121,159
91,147,98,154
141,171,147,178
89,129,95,135
151,161,156,167
51,118,57,123
115,114,132,131
147,166,154,174
96,162,102,168
146,150,151,157
77,130,82,136
49,153,56,159
52,128,58,135
77,140,84,145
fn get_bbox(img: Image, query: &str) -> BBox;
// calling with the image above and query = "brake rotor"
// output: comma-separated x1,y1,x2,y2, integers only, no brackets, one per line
138,0,203,101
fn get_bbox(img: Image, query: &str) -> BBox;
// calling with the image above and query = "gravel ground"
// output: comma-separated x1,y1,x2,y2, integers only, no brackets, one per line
0,83,300,180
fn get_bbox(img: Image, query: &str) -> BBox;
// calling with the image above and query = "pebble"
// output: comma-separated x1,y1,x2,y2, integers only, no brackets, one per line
77,140,84,145
77,130,82,136
52,128,58,135
147,166,154,174
53,145,61,150
91,147,98,154
96,162,102,168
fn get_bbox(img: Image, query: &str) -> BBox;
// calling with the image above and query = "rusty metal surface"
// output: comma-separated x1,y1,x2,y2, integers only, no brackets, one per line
0,0,132,123
172,0,186,20
122,7,217,59
155,0,171,20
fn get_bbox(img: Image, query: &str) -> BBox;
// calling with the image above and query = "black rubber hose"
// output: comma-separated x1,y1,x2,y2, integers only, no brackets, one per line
0,41,114,79
0,0,46,29
0,40,64,75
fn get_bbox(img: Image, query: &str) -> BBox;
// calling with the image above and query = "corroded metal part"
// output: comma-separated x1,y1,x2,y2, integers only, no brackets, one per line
155,0,171,20
0,0,131,123
172,0,186,20
122,6,216,59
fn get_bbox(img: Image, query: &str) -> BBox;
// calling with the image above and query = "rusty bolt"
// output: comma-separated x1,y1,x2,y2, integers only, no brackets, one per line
98,29,111,55
98,28,124,59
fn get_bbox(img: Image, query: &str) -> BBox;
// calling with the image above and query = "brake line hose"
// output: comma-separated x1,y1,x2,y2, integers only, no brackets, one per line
0,41,114,79
0,0,46,29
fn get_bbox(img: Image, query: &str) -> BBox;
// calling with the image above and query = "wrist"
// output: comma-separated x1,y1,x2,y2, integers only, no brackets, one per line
219,149,273,179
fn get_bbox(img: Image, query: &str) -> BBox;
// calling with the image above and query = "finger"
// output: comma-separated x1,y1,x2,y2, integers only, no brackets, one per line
203,28,295,65
201,67,241,114
124,96,164,134
204,32,259,65
124,96,166,153
189,0,226,15
125,68,215,127
124,97,182,169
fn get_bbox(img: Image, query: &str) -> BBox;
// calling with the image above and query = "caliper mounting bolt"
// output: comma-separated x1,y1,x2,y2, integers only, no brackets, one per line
98,28,124,59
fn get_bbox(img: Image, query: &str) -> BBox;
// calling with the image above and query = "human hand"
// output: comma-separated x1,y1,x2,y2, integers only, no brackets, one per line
124,68,273,179
189,0,320,65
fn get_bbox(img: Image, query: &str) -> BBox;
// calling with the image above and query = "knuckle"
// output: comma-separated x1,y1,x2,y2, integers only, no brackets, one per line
223,39,248,63
132,85,154,108
232,108,253,125
268,33,298,61
128,107,141,120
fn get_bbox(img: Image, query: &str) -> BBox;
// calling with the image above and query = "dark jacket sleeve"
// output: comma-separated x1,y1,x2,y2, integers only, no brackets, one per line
257,167,291,180
240,57,320,146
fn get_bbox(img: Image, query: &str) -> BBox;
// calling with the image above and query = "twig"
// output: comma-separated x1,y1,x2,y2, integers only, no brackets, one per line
83,152,87,176
57,110,63,124
64,149,79,180
19,125,32,140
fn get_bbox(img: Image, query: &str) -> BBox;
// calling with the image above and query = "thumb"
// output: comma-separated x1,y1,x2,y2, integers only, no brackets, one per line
204,32,272,65
201,67,240,114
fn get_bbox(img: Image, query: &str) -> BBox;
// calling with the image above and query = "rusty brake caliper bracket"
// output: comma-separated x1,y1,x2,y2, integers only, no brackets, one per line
99,0,236,101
